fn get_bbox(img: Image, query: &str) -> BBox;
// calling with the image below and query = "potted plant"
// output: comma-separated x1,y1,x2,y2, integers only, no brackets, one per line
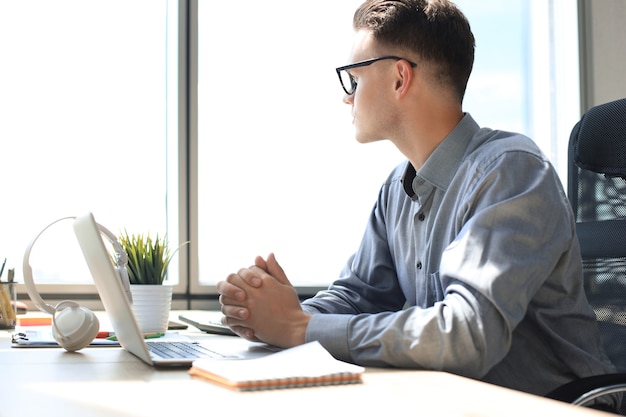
117,231,187,333
119,231,180,285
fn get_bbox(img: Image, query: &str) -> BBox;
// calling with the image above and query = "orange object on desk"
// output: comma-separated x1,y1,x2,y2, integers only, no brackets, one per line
17,315,52,326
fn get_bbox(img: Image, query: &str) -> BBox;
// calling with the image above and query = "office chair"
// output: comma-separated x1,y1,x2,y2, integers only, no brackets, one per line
546,98,626,413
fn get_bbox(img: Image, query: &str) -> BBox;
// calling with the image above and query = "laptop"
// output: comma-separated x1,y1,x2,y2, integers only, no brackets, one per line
72,212,277,367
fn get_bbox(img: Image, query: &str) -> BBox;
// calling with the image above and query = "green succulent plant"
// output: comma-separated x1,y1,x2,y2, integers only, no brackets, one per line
118,231,187,285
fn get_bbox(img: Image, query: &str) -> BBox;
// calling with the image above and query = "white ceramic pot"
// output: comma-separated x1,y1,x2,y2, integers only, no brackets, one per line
129,284,173,333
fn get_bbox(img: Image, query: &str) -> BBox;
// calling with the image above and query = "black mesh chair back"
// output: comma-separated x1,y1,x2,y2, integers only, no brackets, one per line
545,98,626,413
567,97,626,372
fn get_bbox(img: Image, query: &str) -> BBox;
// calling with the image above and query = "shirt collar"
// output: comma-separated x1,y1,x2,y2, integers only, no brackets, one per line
401,113,480,199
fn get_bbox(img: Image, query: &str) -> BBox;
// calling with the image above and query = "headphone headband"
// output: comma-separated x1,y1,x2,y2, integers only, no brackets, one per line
21,215,130,351
22,216,129,315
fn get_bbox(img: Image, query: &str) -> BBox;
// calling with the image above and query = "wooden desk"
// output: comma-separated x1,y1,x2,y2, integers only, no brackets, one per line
0,313,613,417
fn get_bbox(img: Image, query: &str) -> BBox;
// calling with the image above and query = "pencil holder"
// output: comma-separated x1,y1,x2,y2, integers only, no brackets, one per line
0,282,17,329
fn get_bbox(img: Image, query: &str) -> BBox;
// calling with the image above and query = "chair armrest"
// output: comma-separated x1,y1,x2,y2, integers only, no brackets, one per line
546,373,626,409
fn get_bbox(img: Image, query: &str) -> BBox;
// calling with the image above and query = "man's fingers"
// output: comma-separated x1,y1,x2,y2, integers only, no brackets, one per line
216,267,263,302
266,253,291,285
220,303,249,320
231,326,260,342
216,275,246,302
233,267,262,288
220,316,260,342
254,255,268,271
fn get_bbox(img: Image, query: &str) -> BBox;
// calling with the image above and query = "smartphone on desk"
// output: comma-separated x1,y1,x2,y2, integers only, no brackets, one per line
178,311,237,336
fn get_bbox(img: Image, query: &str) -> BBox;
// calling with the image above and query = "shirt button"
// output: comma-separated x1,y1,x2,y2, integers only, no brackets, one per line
418,213,425,221
416,261,422,270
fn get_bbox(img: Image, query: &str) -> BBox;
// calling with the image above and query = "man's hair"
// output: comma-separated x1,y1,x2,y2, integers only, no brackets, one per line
354,0,475,102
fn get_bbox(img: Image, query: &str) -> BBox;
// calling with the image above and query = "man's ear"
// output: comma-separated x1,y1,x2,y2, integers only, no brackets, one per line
394,60,414,97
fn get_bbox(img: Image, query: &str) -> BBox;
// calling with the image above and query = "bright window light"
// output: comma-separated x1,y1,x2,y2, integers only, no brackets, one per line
0,0,178,287
196,0,579,288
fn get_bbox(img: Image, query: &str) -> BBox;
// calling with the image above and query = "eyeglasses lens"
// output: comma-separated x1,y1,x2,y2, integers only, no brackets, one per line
339,70,356,95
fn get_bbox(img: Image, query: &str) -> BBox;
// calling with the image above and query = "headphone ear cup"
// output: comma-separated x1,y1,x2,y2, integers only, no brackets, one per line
52,300,100,352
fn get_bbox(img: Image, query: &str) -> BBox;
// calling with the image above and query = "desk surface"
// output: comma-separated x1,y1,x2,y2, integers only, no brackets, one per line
0,312,613,417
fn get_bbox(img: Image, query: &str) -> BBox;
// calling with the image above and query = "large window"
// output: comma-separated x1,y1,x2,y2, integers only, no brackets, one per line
0,1,580,301
196,0,394,289
0,1,179,292
195,0,579,290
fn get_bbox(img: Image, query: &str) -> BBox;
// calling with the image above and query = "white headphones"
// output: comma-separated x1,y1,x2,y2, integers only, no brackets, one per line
22,216,131,352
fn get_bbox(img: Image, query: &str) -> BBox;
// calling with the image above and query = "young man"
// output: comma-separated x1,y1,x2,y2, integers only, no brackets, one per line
217,0,616,399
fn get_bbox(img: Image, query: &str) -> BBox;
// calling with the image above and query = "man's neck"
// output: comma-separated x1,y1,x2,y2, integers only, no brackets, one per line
391,105,464,169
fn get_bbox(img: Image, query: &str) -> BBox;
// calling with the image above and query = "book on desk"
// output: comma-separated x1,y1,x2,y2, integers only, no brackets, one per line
189,341,364,391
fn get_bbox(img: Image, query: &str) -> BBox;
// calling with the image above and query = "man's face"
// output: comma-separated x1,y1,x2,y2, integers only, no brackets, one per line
342,30,398,144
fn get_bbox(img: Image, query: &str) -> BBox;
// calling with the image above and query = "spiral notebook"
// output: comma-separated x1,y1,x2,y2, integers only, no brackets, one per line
189,341,364,391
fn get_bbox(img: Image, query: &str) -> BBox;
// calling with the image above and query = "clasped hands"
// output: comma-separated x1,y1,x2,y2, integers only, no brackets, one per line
216,253,310,348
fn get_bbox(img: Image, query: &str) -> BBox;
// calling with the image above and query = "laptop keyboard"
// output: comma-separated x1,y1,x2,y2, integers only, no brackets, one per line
146,341,237,359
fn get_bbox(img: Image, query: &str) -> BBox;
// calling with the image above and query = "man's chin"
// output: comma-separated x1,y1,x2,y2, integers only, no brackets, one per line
355,133,382,144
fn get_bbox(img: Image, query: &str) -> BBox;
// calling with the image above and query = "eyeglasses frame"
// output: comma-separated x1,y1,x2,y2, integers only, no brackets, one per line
335,55,418,95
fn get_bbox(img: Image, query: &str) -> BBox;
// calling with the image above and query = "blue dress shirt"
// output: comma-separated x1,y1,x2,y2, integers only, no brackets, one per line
302,114,615,395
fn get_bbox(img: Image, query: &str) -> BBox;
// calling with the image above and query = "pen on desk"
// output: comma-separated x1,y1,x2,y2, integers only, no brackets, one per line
144,332,165,339
106,332,164,341
96,331,115,339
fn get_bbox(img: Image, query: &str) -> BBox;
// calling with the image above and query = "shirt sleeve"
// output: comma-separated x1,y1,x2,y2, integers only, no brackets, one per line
302,148,577,379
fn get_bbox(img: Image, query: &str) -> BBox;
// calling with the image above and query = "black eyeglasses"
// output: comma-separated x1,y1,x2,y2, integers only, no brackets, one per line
335,56,417,95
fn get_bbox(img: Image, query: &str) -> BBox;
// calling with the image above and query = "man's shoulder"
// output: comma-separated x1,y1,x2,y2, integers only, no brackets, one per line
466,128,546,165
